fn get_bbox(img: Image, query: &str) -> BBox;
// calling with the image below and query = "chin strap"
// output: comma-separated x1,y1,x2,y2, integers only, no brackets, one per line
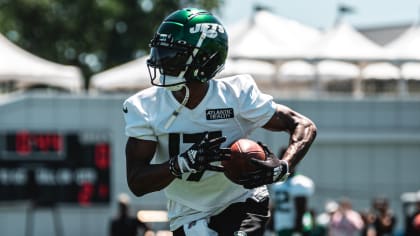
164,85,190,129
164,33,207,130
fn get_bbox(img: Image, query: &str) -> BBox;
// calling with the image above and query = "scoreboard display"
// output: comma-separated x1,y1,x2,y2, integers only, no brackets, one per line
0,130,110,206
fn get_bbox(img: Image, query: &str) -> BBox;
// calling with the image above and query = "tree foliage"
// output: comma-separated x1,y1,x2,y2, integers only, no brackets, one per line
0,0,223,88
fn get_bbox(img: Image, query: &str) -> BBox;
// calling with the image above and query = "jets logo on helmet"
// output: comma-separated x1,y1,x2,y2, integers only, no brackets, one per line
190,23,225,38
146,8,228,88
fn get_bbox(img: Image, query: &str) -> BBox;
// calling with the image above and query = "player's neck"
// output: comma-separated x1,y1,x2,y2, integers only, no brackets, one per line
172,82,209,109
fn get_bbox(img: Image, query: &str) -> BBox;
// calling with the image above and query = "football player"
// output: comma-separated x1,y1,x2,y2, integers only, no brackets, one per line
270,161,315,236
123,8,317,236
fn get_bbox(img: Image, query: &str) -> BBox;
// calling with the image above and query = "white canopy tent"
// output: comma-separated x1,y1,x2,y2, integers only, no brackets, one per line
218,59,360,95
305,23,392,62
355,25,420,95
226,9,324,90
90,56,153,92
226,12,401,96
219,59,360,80
219,59,275,79
386,25,420,61
281,60,360,81
227,9,321,61
217,59,276,88
402,62,420,79
363,63,400,80
303,22,394,97
385,25,420,80
0,33,83,92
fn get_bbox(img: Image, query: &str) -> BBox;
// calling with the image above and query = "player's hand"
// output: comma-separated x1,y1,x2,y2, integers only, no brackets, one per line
169,132,231,177
238,142,289,189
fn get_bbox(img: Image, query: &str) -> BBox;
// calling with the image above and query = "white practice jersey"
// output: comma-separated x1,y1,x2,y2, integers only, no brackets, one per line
123,74,276,230
270,174,315,230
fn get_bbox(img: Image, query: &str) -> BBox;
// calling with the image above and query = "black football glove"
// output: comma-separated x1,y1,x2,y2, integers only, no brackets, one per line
169,132,231,177
238,142,289,189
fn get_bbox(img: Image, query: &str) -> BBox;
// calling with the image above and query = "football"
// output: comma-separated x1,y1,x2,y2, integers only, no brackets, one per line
222,139,266,184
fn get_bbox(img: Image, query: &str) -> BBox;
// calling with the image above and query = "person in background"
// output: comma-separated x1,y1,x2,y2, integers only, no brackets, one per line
371,196,396,236
329,197,364,236
270,149,315,236
109,193,153,236
314,200,339,236
404,191,420,236
360,208,376,236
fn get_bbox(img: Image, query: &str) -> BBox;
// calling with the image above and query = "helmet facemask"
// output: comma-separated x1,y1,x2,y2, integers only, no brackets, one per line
147,33,195,89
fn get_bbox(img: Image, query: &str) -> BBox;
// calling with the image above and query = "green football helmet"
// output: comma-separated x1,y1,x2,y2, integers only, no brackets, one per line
147,8,228,88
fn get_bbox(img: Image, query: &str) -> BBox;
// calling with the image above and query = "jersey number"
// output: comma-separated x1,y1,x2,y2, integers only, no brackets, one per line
275,190,290,212
168,131,222,182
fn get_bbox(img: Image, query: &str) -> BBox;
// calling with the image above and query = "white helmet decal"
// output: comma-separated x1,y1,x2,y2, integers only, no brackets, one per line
189,23,225,39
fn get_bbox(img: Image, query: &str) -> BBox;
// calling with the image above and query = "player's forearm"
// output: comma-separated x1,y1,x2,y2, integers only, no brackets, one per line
262,105,317,169
283,118,317,169
127,163,174,196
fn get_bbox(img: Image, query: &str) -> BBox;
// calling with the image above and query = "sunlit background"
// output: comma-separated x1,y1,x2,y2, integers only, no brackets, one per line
1,0,420,235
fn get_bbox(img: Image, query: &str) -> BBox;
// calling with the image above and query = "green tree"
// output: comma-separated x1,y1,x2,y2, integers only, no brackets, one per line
0,0,223,89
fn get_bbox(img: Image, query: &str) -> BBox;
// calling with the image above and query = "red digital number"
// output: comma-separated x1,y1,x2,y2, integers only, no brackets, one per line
14,132,63,155
15,131,31,155
33,134,62,152
78,182,94,206
94,143,110,170
34,135,48,151
52,134,62,151
98,184,109,199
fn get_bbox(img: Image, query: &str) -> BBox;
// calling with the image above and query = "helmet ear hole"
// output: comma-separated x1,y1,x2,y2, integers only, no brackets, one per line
183,52,224,83
198,52,224,80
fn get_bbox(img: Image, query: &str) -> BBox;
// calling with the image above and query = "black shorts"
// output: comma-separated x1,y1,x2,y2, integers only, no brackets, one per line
173,197,270,236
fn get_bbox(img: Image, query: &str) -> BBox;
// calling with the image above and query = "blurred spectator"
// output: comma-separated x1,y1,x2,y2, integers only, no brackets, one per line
329,197,364,236
270,156,315,236
314,200,339,236
413,214,420,234
109,193,152,236
404,191,420,236
371,196,396,236
360,209,376,236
